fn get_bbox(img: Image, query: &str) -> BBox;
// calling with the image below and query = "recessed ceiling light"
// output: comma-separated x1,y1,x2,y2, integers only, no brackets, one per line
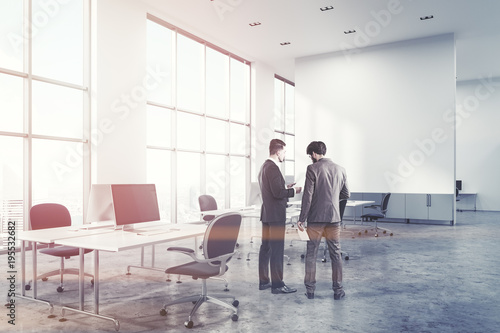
420,15,434,20
280,42,291,46
320,6,334,11
249,22,261,27
344,30,356,34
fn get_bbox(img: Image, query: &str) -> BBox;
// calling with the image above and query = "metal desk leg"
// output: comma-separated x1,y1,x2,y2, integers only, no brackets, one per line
61,249,120,331
79,247,84,310
16,241,54,313
33,242,37,299
21,240,26,297
126,245,165,274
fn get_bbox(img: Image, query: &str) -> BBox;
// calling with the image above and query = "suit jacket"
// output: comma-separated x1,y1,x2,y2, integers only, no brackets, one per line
299,158,350,223
258,159,295,223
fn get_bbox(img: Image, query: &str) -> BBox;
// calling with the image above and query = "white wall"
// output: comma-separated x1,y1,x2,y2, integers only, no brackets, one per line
250,62,276,181
456,78,500,211
91,0,148,184
295,34,456,195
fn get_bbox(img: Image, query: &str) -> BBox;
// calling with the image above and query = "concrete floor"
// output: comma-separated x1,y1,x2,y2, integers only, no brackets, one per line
3,210,500,332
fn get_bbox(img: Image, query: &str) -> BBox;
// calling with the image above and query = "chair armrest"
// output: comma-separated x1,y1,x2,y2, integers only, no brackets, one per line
167,246,195,253
364,205,381,209
167,247,199,260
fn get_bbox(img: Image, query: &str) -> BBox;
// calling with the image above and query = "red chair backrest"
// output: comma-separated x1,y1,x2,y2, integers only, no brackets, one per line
30,203,72,230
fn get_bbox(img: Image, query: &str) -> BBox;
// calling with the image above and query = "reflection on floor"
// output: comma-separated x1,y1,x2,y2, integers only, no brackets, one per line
5,211,500,332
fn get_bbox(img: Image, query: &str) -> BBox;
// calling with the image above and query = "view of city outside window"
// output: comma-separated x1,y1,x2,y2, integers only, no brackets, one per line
274,76,296,178
0,0,88,251
146,16,250,224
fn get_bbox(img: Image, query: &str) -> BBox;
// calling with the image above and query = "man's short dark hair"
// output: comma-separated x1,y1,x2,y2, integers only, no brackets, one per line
269,139,286,155
306,141,327,156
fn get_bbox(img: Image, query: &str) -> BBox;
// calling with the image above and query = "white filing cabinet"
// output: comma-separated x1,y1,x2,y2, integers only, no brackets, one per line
405,194,454,223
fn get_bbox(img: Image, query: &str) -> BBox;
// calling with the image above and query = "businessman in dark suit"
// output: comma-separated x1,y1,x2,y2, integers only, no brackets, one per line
258,139,301,294
298,141,350,300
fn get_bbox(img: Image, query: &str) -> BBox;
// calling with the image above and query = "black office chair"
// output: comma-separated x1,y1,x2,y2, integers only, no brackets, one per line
160,212,242,328
26,203,94,292
199,194,217,222
361,193,393,237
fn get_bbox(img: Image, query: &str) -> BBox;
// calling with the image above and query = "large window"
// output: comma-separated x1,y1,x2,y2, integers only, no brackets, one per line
274,75,295,178
146,15,251,223
0,0,89,251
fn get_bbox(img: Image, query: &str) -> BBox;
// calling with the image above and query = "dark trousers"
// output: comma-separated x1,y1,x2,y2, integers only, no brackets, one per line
259,222,286,289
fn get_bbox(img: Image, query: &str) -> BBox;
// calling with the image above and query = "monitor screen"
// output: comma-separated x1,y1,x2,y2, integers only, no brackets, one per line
111,184,160,226
247,182,262,206
86,184,115,223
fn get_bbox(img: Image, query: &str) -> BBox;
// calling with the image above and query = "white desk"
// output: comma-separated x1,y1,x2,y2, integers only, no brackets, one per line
199,205,259,218
283,200,375,222
19,223,206,331
456,193,477,211
344,200,375,226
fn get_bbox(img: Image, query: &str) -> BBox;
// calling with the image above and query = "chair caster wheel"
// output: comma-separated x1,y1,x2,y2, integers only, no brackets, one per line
390,233,394,236
383,230,387,234
300,254,305,259
91,279,94,285
321,258,327,263
57,286,64,293
375,234,379,237
42,277,48,281
358,232,361,235
364,230,368,233
185,320,194,328
231,314,238,322
159,308,167,316
345,256,349,260
232,300,239,307
25,285,31,291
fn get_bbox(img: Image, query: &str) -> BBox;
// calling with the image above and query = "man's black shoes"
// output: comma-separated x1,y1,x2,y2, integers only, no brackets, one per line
305,292,314,299
334,290,345,300
259,283,272,291
271,285,297,294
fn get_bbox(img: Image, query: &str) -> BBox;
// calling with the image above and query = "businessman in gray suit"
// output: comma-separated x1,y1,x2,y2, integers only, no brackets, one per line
258,139,301,294
298,141,350,300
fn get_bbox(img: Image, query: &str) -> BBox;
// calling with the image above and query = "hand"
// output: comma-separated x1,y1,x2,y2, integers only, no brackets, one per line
297,221,305,231
294,186,302,194
287,182,296,189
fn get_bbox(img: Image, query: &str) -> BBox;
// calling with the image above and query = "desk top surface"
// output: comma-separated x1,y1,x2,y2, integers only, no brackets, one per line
200,205,258,216
56,224,206,252
19,223,206,251
288,200,374,207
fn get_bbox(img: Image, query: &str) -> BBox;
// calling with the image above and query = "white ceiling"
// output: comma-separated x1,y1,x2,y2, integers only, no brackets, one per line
141,0,500,81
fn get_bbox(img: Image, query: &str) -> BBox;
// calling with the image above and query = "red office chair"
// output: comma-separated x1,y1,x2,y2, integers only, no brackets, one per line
26,203,94,292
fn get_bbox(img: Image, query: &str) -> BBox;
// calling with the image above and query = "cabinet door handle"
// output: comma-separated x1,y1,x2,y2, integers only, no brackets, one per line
428,194,432,207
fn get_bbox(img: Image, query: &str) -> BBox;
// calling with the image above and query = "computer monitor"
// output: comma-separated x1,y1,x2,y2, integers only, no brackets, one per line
86,184,115,224
456,180,462,191
111,184,160,227
247,182,262,206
